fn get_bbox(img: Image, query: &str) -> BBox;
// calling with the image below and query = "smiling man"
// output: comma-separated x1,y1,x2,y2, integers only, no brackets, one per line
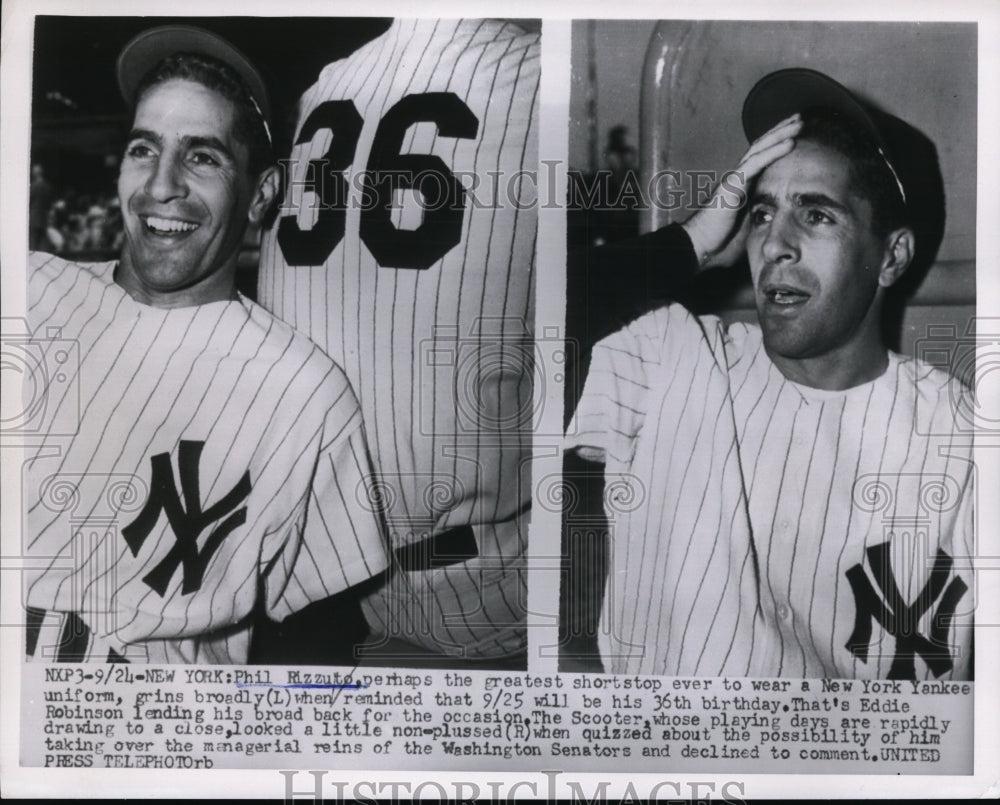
566,69,974,680
116,83,268,305
24,26,389,663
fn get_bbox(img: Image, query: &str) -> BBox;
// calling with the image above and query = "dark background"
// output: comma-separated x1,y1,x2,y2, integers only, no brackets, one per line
32,16,392,160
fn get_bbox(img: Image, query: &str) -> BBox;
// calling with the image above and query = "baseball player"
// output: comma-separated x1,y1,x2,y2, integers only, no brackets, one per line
259,19,539,664
566,69,974,679
24,25,388,663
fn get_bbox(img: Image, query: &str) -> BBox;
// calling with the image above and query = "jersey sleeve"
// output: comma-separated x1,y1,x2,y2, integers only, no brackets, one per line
565,305,671,465
263,411,390,622
566,302,729,467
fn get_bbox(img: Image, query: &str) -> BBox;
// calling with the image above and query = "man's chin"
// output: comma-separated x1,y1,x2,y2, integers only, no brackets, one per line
118,251,204,295
133,263,198,290
759,325,815,362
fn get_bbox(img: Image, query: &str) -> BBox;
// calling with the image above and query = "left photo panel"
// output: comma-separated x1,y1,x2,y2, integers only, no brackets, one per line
19,16,540,671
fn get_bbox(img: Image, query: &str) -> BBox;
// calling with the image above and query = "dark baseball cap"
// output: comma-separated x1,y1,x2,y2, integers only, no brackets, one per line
742,67,906,204
116,24,272,127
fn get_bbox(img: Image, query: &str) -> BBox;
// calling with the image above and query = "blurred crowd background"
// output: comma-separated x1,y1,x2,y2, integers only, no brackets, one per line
29,161,123,259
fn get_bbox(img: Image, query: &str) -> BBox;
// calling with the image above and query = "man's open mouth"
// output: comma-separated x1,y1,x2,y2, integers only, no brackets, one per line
764,285,810,306
143,215,198,234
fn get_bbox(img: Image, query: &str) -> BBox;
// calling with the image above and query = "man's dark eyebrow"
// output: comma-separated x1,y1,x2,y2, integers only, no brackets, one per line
795,192,852,216
124,130,236,163
750,190,777,207
126,128,162,146
184,135,237,163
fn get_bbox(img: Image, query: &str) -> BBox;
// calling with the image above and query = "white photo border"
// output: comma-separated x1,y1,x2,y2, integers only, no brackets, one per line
2,0,998,799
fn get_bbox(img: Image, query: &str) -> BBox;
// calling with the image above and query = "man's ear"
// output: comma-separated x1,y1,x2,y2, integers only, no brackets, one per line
877,227,915,288
248,165,280,227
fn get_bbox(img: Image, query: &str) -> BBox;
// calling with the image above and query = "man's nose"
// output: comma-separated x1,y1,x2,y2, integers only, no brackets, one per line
145,154,188,203
760,212,799,264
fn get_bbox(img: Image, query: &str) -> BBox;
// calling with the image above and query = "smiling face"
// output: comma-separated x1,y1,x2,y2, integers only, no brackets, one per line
117,78,272,307
746,140,908,385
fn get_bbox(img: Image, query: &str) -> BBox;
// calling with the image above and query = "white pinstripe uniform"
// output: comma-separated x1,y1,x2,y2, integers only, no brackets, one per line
24,253,389,663
259,19,539,658
568,304,974,679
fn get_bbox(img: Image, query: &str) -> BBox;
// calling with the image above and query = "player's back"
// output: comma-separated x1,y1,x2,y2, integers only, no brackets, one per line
259,19,540,659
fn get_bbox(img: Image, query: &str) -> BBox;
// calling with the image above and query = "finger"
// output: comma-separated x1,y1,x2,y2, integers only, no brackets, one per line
753,113,803,148
740,115,803,164
738,136,797,181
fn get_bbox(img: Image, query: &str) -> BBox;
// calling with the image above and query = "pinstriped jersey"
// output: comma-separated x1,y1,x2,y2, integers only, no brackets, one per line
567,304,974,679
259,19,539,658
24,253,389,663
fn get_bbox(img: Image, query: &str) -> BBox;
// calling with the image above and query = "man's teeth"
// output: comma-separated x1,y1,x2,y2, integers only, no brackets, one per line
769,290,807,305
145,216,197,233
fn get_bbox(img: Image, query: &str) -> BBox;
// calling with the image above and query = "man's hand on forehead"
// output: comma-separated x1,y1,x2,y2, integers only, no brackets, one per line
681,113,803,270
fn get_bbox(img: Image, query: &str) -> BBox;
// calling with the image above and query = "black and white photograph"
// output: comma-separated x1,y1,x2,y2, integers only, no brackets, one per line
561,19,977,680
14,15,538,670
1,0,998,800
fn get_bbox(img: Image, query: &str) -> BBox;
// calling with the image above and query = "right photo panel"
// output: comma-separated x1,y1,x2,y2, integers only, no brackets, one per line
559,18,977,771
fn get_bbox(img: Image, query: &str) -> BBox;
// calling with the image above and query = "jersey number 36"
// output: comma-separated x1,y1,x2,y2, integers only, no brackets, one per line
277,92,479,271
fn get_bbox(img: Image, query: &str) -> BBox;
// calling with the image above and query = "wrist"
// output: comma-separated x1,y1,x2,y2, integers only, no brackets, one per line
679,217,711,268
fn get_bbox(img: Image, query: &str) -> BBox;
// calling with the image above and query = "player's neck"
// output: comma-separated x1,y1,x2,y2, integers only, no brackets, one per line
114,257,239,310
766,334,890,391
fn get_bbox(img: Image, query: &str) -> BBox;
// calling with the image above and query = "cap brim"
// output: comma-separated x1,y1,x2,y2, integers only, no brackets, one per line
116,25,270,123
742,67,884,150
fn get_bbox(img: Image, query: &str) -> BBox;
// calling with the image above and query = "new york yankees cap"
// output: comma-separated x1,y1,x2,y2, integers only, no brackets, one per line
116,24,272,137
742,68,906,204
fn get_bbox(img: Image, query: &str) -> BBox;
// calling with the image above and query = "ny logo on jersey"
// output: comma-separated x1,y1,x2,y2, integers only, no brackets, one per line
122,441,251,596
845,541,967,680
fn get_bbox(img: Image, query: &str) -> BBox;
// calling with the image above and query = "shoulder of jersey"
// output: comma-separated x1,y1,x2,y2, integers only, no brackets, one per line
719,317,764,365
241,296,358,401
314,18,539,82
28,251,115,309
896,349,971,404
29,250,111,281
617,303,729,354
